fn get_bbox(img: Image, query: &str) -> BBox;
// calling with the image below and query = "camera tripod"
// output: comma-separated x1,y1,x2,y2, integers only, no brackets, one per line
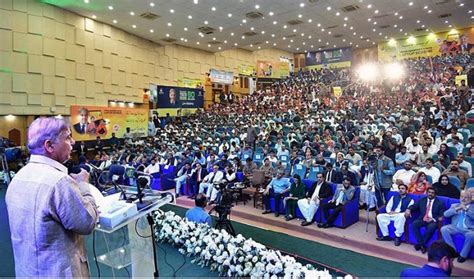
210,205,236,236
0,152,10,187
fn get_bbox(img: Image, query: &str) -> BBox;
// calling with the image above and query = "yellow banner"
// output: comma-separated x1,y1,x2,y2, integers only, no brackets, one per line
70,105,148,141
333,87,342,98
238,64,256,76
256,61,290,78
177,78,203,88
378,28,474,62
455,75,468,87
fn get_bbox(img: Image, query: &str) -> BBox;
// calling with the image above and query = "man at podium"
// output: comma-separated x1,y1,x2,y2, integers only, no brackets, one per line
5,117,99,277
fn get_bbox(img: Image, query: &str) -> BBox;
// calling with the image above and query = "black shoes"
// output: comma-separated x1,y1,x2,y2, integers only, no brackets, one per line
457,257,466,263
317,223,332,228
414,244,421,251
394,237,401,246
262,210,272,214
420,246,427,254
301,221,313,226
376,236,392,241
285,215,295,221
275,212,280,217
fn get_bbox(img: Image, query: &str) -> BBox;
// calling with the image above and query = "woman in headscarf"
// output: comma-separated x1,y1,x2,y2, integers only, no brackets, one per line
432,174,461,199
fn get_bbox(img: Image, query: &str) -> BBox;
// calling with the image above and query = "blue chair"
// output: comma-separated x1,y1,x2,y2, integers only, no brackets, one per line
292,164,306,178
317,184,360,228
448,176,461,190
278,155,290,166
253,153,264,166
109,164,125,184
466,178,474,189
306,166,324,181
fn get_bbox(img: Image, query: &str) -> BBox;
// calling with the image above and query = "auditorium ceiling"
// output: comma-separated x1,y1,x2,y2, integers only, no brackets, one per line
44,0,473,53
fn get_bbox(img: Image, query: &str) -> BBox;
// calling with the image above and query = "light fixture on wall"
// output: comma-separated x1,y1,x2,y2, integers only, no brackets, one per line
5,114,16,121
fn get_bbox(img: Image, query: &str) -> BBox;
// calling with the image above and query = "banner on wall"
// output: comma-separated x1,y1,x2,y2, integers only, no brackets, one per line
238,64,257,76
378,28,474,61
256,61,289,78
333,87,342,98
70,105,148,141
209,69,234,84
305,47,353,67
156,85,204,109
178,78,203,88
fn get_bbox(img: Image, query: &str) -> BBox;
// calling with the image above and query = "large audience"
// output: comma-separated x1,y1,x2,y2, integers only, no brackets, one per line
5,51,474,263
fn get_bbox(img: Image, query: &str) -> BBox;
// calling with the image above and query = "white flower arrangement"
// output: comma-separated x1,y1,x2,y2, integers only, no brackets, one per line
154,210,341,278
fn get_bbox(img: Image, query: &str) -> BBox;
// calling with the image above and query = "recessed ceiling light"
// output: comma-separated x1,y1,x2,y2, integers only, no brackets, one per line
394,24,398,28
218,47,222,50
469,10,472,13
212,37,216,41
271,34,275,37
283,25,287,29
424,5,428,9
367,4,372,8
417,20,420,23
242,19,247,23
207,44,211,47
318,39,321,42
409,2,413,5
308,35,312,39
399,28,403,32
204,20,208,24
374,10,378,14
288,45,291,48
317,23,321,27
318,47,321,50
356,44,359,47
188,15,192,19
293,29,297,32
258,46,261,49
149,29,154,33
373,21,377,24
343,23,347,27
321,28,325,32
196,42,200,44
230,32,234,36
422,24,425,27
166,33,170,37
326,42,329,45
130,11,135,16
219,26,223,31
283,37,286,40
211,7,216,11
250,27,254,31
344,17,348,21
108,5,113,10
350,26,353,30
298,14,303,18
428,10,432,13
353,32,357,35
269,11,274,16
394,12,398,16
167,22,172,26
459,3,464,7
255,4,260,9
193,0,198,4
234,43,238,46
228,13,232,17
384,35,388,39
132,24,136,28
350,42,353,45
224,40,227,43
273,43,277,46
184,27,188,31
113,19,117,24
327,6,331,10
308,19,312,23
379,32,382,36
336,12,340,16
372,28,376,32
333,45,337,47
290,39,294,42
342,39,346,42
300,3,305,7
448,24,452,27
92,15,97,19
242,35,245,39
150,2,155,7
170,9,174,13
261,30,265,34
399,16,403,19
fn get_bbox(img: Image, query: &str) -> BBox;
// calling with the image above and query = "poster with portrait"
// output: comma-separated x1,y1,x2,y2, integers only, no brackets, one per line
70,105,148,141
305,47,352,67
155,85,204,109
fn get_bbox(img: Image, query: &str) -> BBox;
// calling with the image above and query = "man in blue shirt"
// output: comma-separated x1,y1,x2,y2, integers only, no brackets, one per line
262,170,291,217
401,240,458,277
185,193,212,226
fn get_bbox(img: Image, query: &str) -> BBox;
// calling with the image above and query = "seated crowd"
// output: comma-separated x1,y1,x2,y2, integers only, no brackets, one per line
65,52,474,262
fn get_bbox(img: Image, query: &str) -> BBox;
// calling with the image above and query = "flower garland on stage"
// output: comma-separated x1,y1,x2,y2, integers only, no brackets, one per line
153,210,337,278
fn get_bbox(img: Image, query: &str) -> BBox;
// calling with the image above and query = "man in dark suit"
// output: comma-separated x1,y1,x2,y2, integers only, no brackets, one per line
190,162,207,199
72,107,89,134
400,240,457,277
459,34,473,53
75,141,87,156
318,177,355,228
325,163,341,183
298,173,333,226
405,187,445,253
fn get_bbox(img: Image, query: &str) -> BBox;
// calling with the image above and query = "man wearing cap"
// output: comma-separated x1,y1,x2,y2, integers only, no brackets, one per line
262,170,291,217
